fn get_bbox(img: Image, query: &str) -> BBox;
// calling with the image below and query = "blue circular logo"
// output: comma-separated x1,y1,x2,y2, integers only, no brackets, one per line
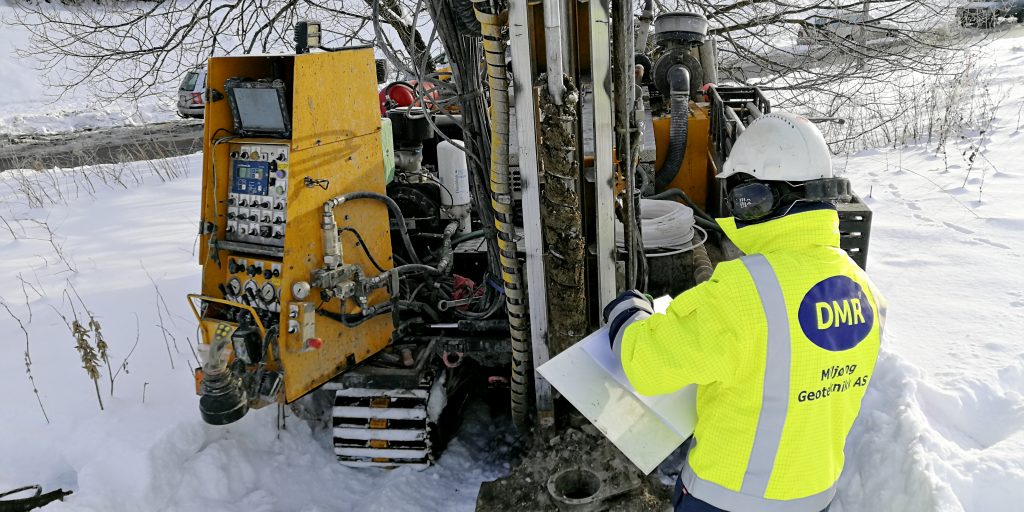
797,276,874,351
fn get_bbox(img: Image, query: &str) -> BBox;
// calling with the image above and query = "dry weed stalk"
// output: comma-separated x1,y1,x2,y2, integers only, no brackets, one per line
1,299,49,424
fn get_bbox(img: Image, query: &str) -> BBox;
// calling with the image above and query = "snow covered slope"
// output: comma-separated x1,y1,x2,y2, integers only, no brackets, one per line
1,21,1023,512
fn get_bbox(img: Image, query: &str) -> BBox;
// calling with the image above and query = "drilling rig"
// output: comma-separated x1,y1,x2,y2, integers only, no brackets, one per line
187,0,873,507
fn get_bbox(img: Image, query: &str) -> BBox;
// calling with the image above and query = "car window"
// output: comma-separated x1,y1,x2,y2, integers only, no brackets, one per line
179,72,199,92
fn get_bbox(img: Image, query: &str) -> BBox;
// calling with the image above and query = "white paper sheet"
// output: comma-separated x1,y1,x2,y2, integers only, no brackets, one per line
537,296,698,474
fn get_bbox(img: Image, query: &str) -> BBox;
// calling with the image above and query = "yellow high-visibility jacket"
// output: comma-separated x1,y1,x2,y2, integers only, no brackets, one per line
620,208,885,512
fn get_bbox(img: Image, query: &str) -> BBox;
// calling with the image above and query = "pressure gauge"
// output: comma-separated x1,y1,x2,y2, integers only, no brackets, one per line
243,279,259,300
227,277,242,296
260,283,277,302
292,281,311,300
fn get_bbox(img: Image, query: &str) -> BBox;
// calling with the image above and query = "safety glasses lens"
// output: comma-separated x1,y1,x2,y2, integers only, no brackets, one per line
729,182,776,221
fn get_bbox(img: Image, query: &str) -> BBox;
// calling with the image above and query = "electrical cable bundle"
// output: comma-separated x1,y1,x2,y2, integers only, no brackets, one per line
615,198,707,257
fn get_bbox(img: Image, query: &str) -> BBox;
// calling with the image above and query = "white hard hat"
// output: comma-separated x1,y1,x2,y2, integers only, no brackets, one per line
717,112,832,181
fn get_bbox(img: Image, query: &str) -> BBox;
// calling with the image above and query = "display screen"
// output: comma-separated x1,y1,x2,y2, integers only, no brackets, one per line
231,160,271,195
233,88,287,133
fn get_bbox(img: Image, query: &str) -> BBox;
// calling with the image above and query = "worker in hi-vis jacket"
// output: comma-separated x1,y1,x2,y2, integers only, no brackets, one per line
604,112,885,512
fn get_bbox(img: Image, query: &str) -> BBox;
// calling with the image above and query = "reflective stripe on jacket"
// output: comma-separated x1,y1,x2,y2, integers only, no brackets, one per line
620,208,885,512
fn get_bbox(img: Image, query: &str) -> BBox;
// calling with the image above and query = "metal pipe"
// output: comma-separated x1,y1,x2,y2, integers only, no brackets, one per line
509,0,555,430
589,0,617,311
745,101,764,119
635,0,655,52
699,38,719,85
725,106,745,135
543,0,567,104
612,0,637,289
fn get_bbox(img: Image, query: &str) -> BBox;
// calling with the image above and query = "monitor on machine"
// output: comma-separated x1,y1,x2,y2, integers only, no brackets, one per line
224,78,292,138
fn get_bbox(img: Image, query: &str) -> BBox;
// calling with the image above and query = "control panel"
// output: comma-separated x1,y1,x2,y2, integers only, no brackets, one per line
226,142,290,247
221,256,284,315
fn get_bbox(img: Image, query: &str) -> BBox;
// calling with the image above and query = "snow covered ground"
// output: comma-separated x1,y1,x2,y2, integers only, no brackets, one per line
0,5,177,137
830,29,1024,512
2,15,1024,512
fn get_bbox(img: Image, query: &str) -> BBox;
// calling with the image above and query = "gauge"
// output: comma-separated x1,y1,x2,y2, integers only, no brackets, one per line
260,282,277,302
227,277,242,296
243,279,259,300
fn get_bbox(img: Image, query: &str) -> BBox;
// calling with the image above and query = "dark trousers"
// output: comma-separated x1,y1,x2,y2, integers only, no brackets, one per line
671,478,831,512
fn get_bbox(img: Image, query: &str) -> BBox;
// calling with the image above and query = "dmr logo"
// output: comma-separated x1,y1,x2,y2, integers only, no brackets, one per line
815,299,867,329
797,276,874,351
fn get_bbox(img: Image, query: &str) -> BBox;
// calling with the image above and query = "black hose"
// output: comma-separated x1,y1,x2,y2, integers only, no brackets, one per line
695,216,724,234
655,66,691,191
647,188,715,223
362,222,459,290
328,191,421,264
340,227,386,273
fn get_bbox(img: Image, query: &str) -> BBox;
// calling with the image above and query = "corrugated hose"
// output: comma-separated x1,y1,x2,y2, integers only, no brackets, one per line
475,4,532,432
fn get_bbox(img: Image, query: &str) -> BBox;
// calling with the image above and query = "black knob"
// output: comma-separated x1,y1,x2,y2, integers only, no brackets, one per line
261,216,271,223
272,268,281,277
277,153,286,161
228,260,239,273
227,212,235,220
229,151,238,159
249,227,259,236
240,152,249,159
239,199,248,207
260,201,270,208
225,225,235,233
247,265,258,275
273,217,283,225
248,214,257,222
274,203,284,210
273,232,283,240
228,197,236,206
263,269,273,279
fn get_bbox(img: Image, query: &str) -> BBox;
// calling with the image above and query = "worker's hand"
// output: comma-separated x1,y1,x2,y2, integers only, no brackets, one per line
602,289,654,324
603,290,654,351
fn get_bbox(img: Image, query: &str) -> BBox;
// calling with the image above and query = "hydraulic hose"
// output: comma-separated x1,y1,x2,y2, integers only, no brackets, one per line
476,5,532,432
362,222,459,290
324,191,421,264
655,65,691,191
647,188,714,223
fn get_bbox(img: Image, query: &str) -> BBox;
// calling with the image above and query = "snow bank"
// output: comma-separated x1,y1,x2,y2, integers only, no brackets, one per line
836,352,1024,512
0,5,177,137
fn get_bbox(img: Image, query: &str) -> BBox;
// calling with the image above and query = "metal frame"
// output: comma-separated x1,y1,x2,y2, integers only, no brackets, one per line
589,0,617,311
509,0,555,427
